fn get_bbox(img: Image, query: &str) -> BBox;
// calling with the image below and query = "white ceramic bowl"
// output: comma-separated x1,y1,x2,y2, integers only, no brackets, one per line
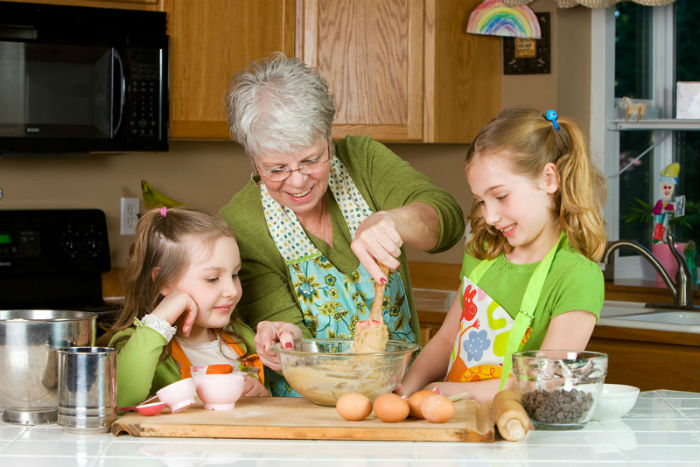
592,384,640,421
194,373,245,410
156,378,196,413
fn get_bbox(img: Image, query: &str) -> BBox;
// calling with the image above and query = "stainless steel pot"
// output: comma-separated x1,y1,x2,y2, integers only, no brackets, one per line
0,310,97,425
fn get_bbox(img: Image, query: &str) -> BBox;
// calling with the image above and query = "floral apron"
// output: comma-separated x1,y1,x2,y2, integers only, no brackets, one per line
261,155,416,396
445,232,565,389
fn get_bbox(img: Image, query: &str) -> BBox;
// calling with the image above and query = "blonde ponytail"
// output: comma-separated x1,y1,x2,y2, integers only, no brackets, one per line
465,107,606,262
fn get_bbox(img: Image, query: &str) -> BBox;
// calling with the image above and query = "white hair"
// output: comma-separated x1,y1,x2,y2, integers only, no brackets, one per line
226,53,336,158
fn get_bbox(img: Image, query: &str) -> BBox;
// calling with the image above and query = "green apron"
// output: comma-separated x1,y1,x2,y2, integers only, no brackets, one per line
446,232,566,389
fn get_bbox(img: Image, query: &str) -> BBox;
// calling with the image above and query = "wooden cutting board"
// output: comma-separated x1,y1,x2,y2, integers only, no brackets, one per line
112,396,495,442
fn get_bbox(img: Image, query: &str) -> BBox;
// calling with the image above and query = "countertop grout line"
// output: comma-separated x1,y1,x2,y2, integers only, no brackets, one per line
93,435,115,465
0,425,26,454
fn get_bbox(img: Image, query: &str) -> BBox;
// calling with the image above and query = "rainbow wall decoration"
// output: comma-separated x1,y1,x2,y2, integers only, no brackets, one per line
466,0,541,39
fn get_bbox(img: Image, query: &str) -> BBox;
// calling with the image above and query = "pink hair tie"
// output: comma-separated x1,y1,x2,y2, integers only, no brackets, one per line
160,206,167,217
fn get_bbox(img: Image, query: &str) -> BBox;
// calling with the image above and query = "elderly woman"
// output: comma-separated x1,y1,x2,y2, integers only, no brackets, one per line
220,54,464,396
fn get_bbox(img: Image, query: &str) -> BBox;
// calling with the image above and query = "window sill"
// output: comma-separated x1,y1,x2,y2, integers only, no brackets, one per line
607,119,700,131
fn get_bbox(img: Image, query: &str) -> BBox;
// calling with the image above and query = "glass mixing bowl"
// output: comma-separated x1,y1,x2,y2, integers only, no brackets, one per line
511,350,608,430
275,339,418,406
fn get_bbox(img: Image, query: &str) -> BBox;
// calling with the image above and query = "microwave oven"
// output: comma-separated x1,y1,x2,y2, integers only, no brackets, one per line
0,2,168,154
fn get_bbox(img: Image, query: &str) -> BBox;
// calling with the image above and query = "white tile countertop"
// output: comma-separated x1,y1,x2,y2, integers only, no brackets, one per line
0,391,697,467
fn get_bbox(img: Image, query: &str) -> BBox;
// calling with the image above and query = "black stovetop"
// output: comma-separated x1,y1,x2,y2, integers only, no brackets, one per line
0,209,113,311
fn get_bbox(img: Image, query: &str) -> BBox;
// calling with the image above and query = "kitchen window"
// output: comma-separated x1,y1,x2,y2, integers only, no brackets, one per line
591,0,699,280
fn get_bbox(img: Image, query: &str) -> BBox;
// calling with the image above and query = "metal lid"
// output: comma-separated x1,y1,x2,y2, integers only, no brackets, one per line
2,407,57,425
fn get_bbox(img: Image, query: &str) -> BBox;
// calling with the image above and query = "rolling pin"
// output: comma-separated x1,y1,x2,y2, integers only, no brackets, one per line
492,390,531,441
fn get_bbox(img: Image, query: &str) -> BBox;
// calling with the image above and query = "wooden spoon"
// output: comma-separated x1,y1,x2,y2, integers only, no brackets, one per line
353,264,389,353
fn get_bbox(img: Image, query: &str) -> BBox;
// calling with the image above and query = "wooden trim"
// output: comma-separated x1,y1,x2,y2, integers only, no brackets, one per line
3,0,160,10
330,124,421,142
102,269,124,299
169,121,231,140
406,0,424,140
587,337,700,392
592,325,700,346
603,280,700,304
418,310,449,326
295,0,305,58
302,0,318,67
422,0,436,142
409,261,461,291
283,0,297,59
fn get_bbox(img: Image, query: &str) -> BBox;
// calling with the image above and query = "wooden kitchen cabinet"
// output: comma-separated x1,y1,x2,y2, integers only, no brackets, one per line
298,0,500,142
163,0,296,139
3,0,160,10
164,0,499,142
588,325,700,392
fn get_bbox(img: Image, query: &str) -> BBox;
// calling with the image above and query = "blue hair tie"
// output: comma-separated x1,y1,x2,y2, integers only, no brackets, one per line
545,110,559,131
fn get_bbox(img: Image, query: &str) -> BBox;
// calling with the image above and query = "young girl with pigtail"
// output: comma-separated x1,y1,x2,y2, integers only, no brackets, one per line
400,107,607,403
98,207,299,409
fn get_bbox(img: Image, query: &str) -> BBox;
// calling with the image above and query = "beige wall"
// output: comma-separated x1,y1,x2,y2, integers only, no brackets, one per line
501,1,558,111
501,1,591,135
0,3,592,269
0,141,472,267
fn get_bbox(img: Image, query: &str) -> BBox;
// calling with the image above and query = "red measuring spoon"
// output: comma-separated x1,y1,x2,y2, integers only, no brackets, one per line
119,396,166,416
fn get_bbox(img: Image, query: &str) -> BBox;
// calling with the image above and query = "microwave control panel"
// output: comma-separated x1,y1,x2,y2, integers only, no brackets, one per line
127,49,163,139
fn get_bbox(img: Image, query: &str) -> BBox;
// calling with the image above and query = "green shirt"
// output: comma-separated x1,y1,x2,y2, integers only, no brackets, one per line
109,320,258,409
460,237,604,350
220,135,465,340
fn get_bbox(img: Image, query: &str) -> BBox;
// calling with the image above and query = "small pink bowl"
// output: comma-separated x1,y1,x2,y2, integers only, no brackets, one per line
194,373,244,410
156,378,196,413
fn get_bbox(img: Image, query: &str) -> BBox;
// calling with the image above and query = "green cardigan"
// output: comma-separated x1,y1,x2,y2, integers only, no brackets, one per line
220,135,465,341
109,319,258,409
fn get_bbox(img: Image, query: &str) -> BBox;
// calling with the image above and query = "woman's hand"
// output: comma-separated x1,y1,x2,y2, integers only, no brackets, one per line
352,203,441,284
254,321,303,371
150,290,198,336
351,211,403,283
241,375,269,397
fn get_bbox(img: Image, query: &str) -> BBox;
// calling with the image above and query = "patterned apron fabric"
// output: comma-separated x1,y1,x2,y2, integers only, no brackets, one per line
261,155,415,396
444,278,516,383
445,232,565,388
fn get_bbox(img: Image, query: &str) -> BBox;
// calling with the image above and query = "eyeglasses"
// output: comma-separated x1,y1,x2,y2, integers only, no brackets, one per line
258,141,332,182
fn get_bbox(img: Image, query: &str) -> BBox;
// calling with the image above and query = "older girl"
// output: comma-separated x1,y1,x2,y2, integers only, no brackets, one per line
400,107,607,402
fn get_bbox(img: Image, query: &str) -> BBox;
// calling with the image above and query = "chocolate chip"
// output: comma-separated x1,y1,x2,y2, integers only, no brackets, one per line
521,389,594,425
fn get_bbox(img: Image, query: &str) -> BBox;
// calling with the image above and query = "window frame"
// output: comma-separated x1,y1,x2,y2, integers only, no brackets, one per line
590,4,680,281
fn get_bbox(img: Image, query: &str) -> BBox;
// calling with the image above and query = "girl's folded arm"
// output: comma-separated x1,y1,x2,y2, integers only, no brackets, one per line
113,326,168,408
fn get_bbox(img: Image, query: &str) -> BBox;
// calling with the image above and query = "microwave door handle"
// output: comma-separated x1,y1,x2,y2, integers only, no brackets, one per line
113,50,126,136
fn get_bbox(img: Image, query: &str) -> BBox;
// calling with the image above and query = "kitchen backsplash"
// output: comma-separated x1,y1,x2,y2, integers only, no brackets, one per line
0,141,470,267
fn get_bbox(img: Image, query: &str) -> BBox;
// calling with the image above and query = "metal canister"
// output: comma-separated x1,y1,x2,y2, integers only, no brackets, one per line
57,346,117,433
0,309,97,425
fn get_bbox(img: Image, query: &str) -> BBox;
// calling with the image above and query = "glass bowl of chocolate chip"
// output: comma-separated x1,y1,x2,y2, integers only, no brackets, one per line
511,350,608,430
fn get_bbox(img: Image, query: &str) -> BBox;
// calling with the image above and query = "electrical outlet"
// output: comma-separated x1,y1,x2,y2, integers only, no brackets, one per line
120,197,140,235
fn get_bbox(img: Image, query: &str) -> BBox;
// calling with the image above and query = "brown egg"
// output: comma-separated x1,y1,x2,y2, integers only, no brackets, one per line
373,393,409,423
336,392,372,421
421,394,456,423
407,389,436,419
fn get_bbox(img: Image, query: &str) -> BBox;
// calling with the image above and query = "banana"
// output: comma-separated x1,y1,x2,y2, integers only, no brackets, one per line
141,179,184,210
